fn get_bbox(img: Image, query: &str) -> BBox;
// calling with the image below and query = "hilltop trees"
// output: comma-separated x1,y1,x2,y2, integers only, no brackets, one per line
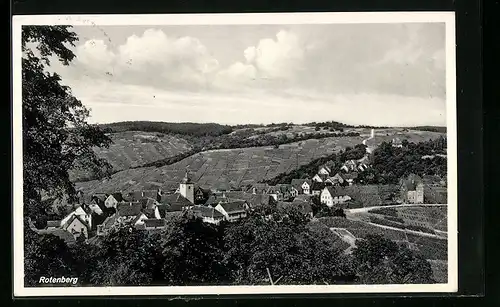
359,138,447,184
22,26,112,218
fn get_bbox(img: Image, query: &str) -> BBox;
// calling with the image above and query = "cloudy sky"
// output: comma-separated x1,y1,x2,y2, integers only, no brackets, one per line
46,23,446,126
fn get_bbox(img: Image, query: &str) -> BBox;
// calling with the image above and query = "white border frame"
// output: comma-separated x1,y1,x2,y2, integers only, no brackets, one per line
12,12,457,297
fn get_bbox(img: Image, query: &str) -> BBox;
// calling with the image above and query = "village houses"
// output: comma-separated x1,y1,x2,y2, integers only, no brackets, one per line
320,186,352,207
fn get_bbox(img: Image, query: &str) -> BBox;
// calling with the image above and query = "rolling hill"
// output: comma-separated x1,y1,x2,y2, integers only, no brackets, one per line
74,127,445,195
69,131,193,181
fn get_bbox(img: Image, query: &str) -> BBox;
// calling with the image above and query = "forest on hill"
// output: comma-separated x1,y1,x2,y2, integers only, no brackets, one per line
100,121,234,137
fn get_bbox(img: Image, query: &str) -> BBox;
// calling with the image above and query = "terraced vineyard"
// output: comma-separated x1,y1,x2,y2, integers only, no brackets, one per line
75,136,364,194
70,131,193,181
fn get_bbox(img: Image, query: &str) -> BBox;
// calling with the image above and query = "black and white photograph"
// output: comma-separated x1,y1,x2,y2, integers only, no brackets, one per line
12,12,457,296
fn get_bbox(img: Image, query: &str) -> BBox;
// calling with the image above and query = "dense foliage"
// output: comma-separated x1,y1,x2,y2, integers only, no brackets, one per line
100,121,234,137
22,26,112,218
352,234,434,284
410,126,447,133
25,208,436,286
358,137,447,184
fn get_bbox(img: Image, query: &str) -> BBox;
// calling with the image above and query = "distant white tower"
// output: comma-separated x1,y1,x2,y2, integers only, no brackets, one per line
371,129,375,138
179,170,195,204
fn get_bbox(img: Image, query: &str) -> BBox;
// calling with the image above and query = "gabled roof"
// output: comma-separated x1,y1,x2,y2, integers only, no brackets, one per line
205,194,228,206
46,220,60,228
139,197,158,209
63,214,89,230
111,192,124,202
324,186,349,197
291,196,308,203
223,191,272,207
275,183,292,190
318,165,331,173
401,173,423,190
160,193,193,207
142,190,160,200
192,205,225,218
342,172,359,180
291,179,312,187
93,193,108,202
311,181,327,191
144,218,166,228
219,200,247,214
127,191,144,202
101,214,118,229
116,202,143,217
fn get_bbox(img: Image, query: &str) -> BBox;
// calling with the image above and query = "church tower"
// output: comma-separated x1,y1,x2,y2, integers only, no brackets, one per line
179,170,195,204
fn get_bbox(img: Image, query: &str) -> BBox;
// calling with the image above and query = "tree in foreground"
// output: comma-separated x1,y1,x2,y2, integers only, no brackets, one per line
22,26,112,219
352,234,434,284
223,205,356,285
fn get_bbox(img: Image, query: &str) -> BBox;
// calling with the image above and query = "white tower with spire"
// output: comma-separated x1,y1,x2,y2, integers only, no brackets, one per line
179,170,194,204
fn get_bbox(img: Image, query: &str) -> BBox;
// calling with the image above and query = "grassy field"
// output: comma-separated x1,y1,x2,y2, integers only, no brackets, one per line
317,217,448,261
70,131,193,181
365,205,448,233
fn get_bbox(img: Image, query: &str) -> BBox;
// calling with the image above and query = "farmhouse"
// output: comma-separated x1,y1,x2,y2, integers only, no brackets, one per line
60,205,93,233
192,205,225,225
312,173,329,183
399,174,424,204
318,165,331,176
320,186,352,207
116,201,148,227
139,197,162,219
160,193,193,211
325,173,346,186
223,191,275,208
343,172,359,185
291,179,312,195
104,192,125,208
340,160,358,173
61,214,90,239
311,181,327,196
248,183,270,194
214,200,249,222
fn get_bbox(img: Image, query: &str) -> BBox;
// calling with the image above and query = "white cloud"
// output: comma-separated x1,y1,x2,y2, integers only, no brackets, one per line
56,28,219,90
245,30,305,79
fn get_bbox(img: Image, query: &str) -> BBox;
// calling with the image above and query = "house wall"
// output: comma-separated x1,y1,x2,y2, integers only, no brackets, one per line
105,196,118,208
180,183,195,204
302,183,310,194
66,218,88,238
318,168,330,175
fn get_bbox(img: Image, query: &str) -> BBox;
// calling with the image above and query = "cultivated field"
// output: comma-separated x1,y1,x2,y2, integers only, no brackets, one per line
70,131,193,181
75,136,362,194
75,129,445,194
318,217,448,261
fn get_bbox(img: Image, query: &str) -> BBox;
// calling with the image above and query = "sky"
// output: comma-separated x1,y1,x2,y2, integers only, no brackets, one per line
44,23,447,126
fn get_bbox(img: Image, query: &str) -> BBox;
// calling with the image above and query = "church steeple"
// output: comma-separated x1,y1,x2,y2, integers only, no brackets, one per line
181,169,192,184
179,169,194,204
